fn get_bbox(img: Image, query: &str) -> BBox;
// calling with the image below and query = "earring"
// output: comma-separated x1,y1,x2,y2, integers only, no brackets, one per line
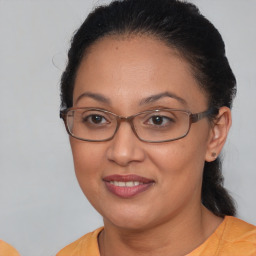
211,152,217,158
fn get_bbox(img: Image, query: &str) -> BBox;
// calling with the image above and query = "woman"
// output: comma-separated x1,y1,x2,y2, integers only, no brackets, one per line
57,0,256,255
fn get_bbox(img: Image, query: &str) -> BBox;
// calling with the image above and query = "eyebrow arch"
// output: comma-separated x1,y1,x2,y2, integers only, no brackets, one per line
139,92,187,106
75,92,111,105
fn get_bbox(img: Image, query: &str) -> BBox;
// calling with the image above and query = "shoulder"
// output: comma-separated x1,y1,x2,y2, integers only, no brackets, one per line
188,216,256,256
218,216,256,255
0,240,20,256
56,227,103,256
222,216,256,241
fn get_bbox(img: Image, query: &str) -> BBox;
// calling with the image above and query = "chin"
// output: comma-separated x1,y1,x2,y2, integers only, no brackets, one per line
106,217,152,231
101,204,158,231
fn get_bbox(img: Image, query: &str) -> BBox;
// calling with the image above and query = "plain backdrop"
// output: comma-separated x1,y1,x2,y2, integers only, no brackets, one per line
0,0,255,255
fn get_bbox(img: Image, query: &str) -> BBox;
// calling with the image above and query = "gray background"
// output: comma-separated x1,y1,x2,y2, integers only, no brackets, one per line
0,0,255,255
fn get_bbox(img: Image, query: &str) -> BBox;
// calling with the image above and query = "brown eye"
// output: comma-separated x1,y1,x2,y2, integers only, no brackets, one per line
151,116,164,125
91,115,104,124
147,115,174,126
83,114,108,125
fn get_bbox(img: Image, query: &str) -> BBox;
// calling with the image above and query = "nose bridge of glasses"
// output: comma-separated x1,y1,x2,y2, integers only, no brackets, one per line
115,114,134,128
117,114,134,122
114,115,138,137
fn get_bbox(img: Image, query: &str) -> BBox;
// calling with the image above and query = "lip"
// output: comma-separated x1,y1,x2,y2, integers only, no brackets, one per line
103,174,155,198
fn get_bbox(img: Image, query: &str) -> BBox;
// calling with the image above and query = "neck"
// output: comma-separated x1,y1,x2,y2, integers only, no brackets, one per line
99,206,223,256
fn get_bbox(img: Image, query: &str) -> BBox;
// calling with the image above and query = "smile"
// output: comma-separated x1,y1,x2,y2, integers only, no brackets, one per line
109,181,142,187
103,174,154,198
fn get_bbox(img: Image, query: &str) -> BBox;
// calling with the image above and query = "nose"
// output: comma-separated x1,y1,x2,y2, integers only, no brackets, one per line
106,121,146,167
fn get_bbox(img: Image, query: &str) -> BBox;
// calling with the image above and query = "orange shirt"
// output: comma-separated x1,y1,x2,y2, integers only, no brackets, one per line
0,240,20,256
56,216,256,256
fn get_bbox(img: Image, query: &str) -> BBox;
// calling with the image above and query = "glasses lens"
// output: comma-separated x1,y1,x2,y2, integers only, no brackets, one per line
66,109,117,141
133,110,190,142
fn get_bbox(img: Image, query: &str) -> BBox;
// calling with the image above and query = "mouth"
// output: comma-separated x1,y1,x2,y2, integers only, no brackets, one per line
108,181,144,187
103,174,155,198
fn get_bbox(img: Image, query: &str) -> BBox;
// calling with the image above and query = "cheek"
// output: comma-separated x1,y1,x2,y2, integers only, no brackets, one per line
70,138,106,165
151,139,205,170
70,139,105,196
152,148,204,218
150,129,209,189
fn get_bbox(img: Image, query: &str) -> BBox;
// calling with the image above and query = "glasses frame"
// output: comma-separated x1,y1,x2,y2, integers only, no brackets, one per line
60,107,216,143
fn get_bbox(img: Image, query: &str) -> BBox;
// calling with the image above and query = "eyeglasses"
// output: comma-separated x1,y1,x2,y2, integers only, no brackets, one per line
60,107,215,143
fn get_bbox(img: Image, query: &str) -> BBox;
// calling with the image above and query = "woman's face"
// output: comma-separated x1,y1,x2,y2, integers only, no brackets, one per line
70,35,214,230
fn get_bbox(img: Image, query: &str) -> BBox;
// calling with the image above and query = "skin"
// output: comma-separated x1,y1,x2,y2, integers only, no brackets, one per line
70,35,232,256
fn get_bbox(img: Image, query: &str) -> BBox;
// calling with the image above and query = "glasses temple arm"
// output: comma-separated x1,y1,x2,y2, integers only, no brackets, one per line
190,108,219,123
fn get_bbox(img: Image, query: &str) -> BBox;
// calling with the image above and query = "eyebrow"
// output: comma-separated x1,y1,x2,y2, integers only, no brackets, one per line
139,92,187,106
75,91,187,106
75,92,111,105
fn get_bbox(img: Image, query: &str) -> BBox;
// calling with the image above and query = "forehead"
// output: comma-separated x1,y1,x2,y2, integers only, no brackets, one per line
74,35,208,111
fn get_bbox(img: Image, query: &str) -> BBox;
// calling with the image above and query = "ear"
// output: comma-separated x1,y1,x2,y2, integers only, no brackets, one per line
205,106,232,162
